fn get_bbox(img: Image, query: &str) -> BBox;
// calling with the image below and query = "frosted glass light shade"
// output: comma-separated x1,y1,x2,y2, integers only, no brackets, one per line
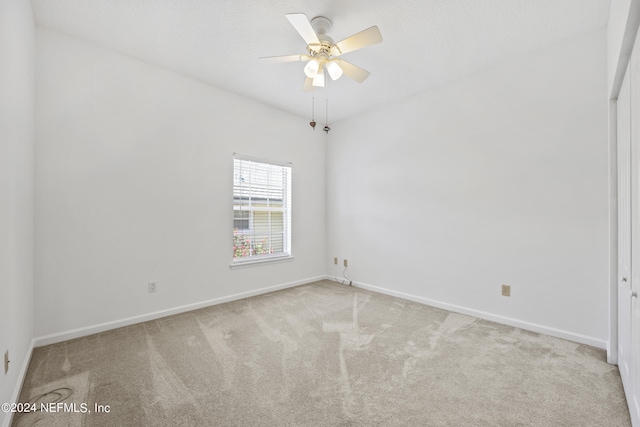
326,61,343,80
304,59,320,78
312,71,325,87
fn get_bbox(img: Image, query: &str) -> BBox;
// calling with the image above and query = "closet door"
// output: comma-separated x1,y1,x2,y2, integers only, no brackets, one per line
619,63,632,395
631,29,640,425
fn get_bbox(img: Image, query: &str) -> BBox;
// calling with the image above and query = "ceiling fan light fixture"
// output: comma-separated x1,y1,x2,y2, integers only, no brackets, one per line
312,71,325,87
261,13,383,93
304,58,320,78
326,61,343,80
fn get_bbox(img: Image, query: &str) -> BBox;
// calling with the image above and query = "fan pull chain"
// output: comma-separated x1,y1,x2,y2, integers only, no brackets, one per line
323,98,330,134
309,96,316,130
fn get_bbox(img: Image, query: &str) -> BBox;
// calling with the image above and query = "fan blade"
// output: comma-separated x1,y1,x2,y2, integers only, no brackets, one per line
302,77,315,92
336,60,370,83
286,13,320,47
335,26,382,55
259,54,311,63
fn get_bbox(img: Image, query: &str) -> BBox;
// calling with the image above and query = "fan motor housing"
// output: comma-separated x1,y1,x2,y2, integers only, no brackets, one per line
308,17,335,56
310,16,332,35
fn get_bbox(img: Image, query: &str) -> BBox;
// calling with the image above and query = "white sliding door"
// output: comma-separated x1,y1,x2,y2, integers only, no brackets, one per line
619,62,632,395
630,29,640,426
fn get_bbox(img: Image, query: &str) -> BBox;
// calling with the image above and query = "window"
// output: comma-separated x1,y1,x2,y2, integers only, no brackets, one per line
232,154,292,264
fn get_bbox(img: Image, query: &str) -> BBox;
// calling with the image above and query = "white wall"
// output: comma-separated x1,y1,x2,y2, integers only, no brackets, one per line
327,29,609,346
0,0,35,425
35,28,326,339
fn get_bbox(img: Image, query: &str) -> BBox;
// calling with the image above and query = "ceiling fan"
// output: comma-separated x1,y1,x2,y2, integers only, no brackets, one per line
260,13,383,91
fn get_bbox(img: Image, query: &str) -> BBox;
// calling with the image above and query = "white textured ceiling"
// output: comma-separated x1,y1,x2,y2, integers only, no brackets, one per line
30,0,610,123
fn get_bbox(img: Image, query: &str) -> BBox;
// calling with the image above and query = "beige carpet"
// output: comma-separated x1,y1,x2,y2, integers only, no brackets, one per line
13,280,631,426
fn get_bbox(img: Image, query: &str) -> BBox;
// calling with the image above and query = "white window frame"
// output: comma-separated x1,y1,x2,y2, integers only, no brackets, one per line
231,154,293,268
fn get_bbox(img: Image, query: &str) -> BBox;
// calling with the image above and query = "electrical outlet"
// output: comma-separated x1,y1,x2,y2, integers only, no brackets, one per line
334,257,338,265
501,284,511,297
148,282,157,293
4,350,9,375
343,259,348,268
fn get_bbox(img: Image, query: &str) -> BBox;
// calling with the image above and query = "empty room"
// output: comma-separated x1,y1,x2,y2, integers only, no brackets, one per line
2,0,640,425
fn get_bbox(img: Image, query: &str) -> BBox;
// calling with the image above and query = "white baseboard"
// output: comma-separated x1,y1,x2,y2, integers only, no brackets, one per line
34,275,327,347
607,340,618,364
328,277,607,349
2,338,35,427
33,273,606,349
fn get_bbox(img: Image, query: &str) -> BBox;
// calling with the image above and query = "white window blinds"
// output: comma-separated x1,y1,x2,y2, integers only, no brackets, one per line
233,154,292,263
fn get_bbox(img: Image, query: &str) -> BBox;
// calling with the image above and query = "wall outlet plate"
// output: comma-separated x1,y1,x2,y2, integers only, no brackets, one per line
334,257,338,265
148,282,157,293
502,284,511,297
4,350,9,374
343,259,348,267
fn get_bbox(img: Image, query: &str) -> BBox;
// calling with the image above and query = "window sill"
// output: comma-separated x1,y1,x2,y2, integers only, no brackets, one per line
229,255,294,269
